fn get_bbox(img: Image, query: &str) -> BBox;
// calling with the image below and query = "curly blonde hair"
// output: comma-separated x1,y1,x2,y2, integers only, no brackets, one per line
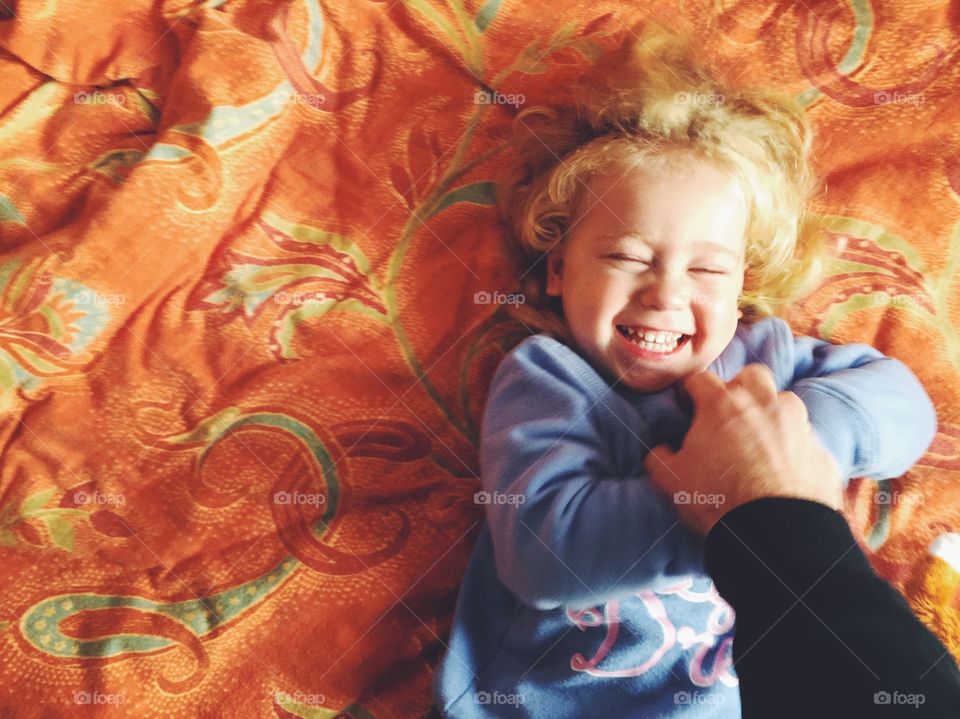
495,19,827,343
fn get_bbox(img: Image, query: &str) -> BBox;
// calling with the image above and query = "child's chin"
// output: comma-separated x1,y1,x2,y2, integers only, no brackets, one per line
621,371,680,395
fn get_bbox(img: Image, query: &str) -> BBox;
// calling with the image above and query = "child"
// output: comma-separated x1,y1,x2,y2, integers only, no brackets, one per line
433,21,937,718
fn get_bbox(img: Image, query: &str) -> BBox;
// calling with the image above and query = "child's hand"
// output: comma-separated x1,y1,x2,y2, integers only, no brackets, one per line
645,364,842,535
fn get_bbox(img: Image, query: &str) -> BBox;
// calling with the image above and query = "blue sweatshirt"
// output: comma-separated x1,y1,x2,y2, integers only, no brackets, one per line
434,316,937,718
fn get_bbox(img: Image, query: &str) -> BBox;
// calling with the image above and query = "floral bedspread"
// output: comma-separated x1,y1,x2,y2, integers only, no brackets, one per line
0,0,958,716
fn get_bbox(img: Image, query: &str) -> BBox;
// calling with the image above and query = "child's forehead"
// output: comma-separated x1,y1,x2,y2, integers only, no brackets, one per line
575,165,745,235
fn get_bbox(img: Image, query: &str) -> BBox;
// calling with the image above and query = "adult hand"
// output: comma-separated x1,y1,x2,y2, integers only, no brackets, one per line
644,364,843,535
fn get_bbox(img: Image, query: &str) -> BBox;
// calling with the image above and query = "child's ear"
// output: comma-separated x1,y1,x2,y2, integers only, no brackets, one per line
545,251,564,297
736,308,743,319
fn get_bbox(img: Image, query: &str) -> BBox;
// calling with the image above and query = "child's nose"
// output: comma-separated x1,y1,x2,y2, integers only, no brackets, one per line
639,271,689,310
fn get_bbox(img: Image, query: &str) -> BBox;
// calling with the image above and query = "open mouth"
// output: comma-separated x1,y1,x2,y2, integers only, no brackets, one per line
616,324,692,354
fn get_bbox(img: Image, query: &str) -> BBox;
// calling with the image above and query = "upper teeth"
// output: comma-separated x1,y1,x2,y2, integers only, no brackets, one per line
621,326,683,344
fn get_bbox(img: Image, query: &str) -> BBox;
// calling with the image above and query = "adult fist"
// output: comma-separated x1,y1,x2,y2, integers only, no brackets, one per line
644,364,843,535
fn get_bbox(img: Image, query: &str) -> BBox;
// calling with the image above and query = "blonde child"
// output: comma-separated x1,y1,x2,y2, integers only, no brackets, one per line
433,21,936,718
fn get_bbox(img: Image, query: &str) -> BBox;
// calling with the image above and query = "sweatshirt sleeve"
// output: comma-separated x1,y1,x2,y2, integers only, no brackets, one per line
773,319,937,484
705,498,960,718
479,338,703,610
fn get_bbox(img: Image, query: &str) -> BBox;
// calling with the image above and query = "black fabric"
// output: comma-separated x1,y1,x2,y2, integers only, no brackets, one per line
705,497,960,718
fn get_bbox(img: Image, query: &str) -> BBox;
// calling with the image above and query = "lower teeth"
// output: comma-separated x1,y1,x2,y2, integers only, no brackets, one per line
636,340,676,352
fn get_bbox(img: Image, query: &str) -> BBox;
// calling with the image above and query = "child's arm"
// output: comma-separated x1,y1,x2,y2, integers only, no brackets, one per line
762,318,937,485
480,338,703,611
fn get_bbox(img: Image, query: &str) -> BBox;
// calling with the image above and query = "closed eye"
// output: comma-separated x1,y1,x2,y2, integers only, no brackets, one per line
605,253,650,265
691,268,728,275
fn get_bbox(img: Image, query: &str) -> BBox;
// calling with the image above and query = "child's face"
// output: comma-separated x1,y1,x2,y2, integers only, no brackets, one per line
546,153,748,394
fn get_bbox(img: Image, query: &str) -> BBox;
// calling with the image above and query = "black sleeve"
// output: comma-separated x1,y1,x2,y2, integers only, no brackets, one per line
704,497,960,718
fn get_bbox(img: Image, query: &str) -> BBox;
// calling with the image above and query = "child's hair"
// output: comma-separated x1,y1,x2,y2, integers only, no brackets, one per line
496,19,827,343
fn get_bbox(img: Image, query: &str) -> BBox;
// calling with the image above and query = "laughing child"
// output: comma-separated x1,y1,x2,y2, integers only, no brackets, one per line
433,20,937,718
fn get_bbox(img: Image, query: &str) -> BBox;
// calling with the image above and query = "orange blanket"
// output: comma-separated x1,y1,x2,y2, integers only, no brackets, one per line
1,1,958,716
